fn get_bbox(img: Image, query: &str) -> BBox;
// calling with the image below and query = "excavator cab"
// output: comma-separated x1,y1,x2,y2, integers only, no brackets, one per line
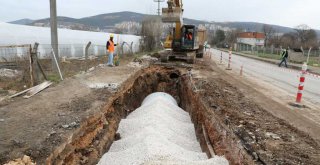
181,25,199,51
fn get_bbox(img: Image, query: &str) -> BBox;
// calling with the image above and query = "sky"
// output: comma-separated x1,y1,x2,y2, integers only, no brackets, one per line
0,0,319,29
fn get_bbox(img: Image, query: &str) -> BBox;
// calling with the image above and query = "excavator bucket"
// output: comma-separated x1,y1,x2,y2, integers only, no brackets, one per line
162,8,183,23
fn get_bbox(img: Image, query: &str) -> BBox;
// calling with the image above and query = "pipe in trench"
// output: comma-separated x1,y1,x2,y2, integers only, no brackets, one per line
97,92,229,165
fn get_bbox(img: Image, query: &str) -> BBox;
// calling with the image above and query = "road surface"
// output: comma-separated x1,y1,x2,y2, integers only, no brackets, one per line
211,49,320,126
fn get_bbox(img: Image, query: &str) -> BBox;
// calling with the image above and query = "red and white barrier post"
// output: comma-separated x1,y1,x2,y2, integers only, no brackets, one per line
226,47,232,70
296,63,308,103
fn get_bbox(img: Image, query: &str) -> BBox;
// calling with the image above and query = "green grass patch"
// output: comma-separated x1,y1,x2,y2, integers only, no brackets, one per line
307,59,320,67
256,53,281,60
47,74,61,83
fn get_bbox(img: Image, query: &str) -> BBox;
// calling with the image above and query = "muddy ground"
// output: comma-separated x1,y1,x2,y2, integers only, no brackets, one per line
190,59,320,164
1,54,320,164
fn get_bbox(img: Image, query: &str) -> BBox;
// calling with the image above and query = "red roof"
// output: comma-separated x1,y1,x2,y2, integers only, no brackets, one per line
238,32,265,39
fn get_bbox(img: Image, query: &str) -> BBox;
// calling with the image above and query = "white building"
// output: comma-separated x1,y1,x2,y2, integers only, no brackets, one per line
236,32,265,50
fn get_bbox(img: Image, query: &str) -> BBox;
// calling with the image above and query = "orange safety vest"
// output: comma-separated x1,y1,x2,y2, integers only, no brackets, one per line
108,40,115,53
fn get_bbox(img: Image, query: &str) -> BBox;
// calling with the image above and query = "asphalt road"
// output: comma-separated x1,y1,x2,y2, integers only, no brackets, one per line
211,49,320,106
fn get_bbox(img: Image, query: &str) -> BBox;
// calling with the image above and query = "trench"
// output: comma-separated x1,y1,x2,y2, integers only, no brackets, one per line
45,66,255,165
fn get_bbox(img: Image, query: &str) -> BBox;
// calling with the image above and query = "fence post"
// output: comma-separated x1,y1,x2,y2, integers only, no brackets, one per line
85,41,92,72
31,43,41,84
130,42,134,55
306,47,312,65
240,65,243,76
29,44,34,87
51,48,63,81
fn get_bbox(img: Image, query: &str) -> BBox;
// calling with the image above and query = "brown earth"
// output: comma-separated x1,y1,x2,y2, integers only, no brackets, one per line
0,57,142,164
189,58,320,164
0,54,320,164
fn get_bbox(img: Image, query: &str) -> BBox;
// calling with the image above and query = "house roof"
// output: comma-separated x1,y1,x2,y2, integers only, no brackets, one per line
238,32,265,39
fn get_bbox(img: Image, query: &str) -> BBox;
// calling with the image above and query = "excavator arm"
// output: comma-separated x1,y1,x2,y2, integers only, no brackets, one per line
162,0,184,49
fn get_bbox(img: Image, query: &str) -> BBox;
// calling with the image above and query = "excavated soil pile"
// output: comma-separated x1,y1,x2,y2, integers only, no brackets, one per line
193,77,320,164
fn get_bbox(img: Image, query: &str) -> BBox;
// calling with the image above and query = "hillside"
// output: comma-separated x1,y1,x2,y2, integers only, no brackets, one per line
9,19,34,25
214,22,295,34
8,11,320,36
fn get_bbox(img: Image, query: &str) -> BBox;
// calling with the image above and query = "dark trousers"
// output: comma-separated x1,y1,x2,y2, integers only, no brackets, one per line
279,57,288,67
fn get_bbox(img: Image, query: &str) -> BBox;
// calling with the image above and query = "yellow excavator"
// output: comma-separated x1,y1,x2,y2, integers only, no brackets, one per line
161,0,207,64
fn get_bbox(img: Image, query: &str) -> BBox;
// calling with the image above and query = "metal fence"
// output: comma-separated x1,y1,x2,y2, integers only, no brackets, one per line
235,45,320,66
237,46,320,57
0,41,138,62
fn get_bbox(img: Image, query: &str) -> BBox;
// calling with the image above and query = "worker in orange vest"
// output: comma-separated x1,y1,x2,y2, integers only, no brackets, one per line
187,32,193,40
106,34,117,67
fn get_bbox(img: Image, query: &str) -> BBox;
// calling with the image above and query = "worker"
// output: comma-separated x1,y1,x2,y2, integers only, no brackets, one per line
106,34,117,67
279,48,289,68
187,32,193,40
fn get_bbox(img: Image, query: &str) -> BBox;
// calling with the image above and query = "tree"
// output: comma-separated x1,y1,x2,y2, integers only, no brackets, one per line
225,29,242,46
294,24,317,48
212,29,226,47
262,24,275,47
269,32,282,48
140,16,163,51
280,32,297,48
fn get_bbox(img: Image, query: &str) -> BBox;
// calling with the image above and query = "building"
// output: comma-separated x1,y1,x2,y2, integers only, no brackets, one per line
236,32,265,51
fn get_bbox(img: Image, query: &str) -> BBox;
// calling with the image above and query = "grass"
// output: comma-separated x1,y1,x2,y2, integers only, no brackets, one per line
47,74,61,83
255,52,281,60
220,48,320,68
0,50,159,93
307,59,320,67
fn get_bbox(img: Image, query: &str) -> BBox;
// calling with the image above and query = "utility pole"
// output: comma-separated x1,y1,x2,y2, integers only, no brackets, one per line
50,0,59,70
154,0,165,16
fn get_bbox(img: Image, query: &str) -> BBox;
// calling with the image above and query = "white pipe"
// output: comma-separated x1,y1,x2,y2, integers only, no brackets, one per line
141,92,177,106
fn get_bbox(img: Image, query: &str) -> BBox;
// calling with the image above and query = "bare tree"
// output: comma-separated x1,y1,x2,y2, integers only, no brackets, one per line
140,16,163,51
225,29,242,46
294,24,317,48
269,32,282,48
262,24,275,47
281,32,297,48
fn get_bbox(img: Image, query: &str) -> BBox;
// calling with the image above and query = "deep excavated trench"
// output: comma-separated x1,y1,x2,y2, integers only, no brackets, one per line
45,66,256,165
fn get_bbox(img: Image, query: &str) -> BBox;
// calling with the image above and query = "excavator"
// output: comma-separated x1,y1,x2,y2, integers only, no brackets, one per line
161,0,207,64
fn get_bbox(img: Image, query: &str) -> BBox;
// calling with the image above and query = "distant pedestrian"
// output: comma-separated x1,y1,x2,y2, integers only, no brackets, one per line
106,34,117,67
279,48,289,68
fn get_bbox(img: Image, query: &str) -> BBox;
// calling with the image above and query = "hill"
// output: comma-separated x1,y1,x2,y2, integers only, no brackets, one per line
9,19,34,25
8,11,320,36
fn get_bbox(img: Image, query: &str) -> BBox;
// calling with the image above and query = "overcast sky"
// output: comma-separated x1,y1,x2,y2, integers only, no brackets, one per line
0,0,319,29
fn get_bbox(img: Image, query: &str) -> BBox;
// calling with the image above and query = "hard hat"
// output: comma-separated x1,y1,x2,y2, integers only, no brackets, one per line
110,34,114,38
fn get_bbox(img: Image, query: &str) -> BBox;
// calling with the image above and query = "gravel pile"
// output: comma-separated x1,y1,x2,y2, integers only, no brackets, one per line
98,92,229,165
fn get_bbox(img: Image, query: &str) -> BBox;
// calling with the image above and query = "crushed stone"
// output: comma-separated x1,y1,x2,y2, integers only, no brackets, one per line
98,92,229,165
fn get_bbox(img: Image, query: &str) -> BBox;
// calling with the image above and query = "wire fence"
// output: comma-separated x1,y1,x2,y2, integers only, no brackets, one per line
0,41,138,61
